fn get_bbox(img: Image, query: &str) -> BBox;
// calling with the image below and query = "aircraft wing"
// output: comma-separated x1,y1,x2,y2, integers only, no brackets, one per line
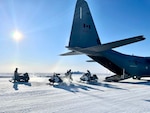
61,35,145,56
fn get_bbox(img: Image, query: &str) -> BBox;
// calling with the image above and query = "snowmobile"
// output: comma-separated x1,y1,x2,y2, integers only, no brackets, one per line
80,71,98,83
49,73,63,85
64,69,73,81
11,73,30,83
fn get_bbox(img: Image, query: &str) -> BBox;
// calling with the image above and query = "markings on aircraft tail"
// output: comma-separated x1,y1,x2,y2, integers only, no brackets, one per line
83,24,91,29
80,7,82,19
82,24,91,32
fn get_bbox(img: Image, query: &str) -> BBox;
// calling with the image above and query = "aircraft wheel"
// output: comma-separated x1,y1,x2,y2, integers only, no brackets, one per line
113,80,119,82
137,76,141,80
133,76,141,80
132,76,137,79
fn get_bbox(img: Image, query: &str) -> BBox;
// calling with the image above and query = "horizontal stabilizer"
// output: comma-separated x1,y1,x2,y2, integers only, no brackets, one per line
68,35,145,54
98,35,145,51
60,51,82,56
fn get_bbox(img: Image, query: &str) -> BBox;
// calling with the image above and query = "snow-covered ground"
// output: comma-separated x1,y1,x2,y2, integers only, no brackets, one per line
1,73,150,113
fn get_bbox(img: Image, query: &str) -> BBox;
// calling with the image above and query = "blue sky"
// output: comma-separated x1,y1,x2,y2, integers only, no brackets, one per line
0,0,150,73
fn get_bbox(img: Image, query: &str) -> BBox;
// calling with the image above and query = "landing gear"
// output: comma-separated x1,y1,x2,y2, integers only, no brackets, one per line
105,74,131,82
132,76,141,80
105,75,121,82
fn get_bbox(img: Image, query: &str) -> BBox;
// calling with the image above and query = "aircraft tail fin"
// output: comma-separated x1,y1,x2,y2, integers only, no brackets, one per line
68,0,101,48
61,0,145,56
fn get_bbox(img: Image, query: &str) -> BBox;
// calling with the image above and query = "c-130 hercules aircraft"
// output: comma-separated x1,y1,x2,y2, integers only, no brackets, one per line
61,0,150,82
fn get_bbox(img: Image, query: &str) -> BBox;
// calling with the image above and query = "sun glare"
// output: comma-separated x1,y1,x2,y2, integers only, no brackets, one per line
12,30,23,42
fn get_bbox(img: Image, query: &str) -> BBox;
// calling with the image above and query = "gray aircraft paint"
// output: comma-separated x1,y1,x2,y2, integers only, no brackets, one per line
69,0,101,48
62,0,150,79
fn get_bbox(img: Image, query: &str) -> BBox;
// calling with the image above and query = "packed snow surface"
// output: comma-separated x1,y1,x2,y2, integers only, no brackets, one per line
0,73,150,113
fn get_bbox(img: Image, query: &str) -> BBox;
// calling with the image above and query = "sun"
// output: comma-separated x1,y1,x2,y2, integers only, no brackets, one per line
12,30,23,42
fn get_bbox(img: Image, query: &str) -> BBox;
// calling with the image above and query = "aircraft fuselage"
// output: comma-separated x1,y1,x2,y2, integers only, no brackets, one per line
89,50,150,78
61,0,150,81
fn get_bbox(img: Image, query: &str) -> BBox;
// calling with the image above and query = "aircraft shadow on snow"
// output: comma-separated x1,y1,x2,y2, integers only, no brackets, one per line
145,100,150,103
120,79,150,86
85,81,128,90
94,82,127,90
13,82,32,90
